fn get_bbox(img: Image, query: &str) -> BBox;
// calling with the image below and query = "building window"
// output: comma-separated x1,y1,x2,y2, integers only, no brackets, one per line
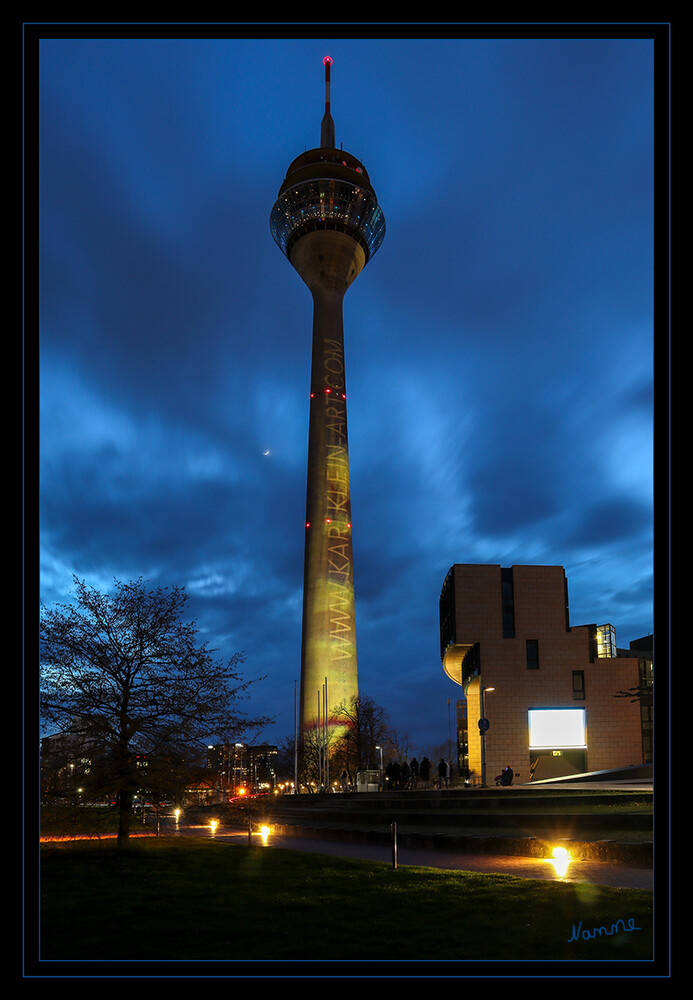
461,642,480,688
639,657,653,691
572,670,585,700
501,568,515,638
526,639,539,669
596,624,616,658
528,708,586,749
439,570,456,658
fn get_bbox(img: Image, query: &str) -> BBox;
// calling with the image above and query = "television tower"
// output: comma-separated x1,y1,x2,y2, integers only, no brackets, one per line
270,57,385,738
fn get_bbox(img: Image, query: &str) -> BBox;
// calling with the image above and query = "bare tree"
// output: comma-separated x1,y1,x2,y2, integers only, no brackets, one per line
40,576,272,845
385,728,413,765
275,728,338,793
331,693,392,779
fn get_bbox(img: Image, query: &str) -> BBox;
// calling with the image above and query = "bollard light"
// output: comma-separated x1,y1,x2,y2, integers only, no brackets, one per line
549,845,571,877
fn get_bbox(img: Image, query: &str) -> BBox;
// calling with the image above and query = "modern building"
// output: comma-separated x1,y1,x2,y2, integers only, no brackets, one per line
270,58,385,736
618,634,654,764
440,564,649,783
205,742,278,796
40,730,95,801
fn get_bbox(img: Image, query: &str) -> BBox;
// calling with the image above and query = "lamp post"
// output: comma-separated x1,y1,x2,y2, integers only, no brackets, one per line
376,744,383,790
480,686,495,788
447,697,452,778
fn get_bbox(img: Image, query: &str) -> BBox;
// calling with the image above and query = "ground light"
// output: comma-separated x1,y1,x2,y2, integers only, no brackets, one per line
209,819,218,836
248,823,272,846
549,845,571,877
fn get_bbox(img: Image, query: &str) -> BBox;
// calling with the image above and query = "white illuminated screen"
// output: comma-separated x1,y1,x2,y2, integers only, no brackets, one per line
528,709,586,749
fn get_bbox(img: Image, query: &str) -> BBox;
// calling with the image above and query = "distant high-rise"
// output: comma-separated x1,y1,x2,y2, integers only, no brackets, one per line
270,57,385,736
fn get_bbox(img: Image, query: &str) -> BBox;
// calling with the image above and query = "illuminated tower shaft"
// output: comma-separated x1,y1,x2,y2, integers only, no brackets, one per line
299,233,359,735
270,58,385,735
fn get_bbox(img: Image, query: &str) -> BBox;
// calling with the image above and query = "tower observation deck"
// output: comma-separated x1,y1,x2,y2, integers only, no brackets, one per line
270,57,385,739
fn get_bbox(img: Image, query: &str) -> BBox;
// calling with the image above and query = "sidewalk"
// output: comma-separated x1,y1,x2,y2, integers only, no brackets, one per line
185,826,654,890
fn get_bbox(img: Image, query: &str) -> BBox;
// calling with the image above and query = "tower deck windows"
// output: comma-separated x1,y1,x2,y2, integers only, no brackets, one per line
270,177,386,261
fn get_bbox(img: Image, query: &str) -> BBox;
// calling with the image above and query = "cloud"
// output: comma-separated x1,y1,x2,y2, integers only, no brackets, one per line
36,35,657,750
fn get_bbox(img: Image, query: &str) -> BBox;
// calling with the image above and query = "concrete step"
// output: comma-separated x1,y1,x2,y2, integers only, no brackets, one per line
265,806,652,831
269,789,652,812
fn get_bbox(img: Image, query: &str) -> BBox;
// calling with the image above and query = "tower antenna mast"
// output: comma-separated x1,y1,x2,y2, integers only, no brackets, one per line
320,55,335,148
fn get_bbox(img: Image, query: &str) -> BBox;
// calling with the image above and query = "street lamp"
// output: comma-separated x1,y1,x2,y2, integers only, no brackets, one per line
480,686,495,788
376,744,383,790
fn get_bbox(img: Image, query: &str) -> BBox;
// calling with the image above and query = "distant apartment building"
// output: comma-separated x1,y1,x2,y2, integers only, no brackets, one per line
440,564,650,783
204,742,278,796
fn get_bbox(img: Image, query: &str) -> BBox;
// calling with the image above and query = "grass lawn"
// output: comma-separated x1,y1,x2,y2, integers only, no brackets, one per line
37,837,654,966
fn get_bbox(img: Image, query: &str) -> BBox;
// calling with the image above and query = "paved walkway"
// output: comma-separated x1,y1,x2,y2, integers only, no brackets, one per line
190,827,654,890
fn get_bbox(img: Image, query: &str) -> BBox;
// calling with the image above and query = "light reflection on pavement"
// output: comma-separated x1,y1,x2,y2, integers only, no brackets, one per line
191,828,653,890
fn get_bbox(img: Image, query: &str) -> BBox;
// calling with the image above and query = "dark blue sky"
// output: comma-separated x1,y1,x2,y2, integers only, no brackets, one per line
37,30,659,754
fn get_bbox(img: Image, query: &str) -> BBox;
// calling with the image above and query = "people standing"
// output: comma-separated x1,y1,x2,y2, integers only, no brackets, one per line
420,756,431,788
410,757,419,788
